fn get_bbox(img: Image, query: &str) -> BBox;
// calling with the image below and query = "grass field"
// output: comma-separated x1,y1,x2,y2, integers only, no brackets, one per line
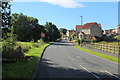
74,46,120,63
2,42,50,78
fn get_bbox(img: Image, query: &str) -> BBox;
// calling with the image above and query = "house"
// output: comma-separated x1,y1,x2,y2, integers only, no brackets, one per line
103,29,115,34
66,30,76,37
115,25,120,35
103,25,120,35
78,32,86,40
76,22,102,40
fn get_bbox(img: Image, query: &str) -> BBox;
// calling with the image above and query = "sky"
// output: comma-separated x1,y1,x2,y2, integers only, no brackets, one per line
11,1,118,30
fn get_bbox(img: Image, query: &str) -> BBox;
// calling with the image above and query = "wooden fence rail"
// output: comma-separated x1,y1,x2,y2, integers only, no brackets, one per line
82,43,120,55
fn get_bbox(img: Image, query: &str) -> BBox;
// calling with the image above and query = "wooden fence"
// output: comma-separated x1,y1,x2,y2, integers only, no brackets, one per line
81,43,120,55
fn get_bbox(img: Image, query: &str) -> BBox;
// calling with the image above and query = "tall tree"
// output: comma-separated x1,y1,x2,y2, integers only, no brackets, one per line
12,13,43,42
2,2,12,39
2,1,16,56
44,22,61,41
2,2,11,28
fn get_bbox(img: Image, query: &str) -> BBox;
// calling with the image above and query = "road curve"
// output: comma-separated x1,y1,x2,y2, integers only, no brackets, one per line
33,40,120,79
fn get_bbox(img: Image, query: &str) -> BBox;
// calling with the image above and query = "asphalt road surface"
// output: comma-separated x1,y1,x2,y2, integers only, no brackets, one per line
33,40,120,79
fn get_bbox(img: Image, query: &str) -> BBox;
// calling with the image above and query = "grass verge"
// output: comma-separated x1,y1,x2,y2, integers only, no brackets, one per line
74,46,120,63
3,42,50,78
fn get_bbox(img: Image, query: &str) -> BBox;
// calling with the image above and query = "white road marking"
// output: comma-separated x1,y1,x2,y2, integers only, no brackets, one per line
73,47,118,64
103,70,120,79
99,70,105,72
69,66,73,69
76,56,81,58
79,65,100,79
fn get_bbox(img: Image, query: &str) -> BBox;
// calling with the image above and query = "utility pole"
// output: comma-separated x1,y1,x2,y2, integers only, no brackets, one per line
80,16,83,25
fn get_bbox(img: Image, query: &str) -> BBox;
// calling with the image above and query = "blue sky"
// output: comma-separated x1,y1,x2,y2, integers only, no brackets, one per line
11,2,118,30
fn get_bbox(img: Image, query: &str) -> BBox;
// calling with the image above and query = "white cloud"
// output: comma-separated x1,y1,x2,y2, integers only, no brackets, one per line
40,0,85,8
11,0,119,2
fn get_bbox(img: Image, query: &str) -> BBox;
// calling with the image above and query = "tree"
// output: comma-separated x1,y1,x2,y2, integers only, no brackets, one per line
2,2,12,39
59,28,67,35
70,32,77,39
2,2,11,29
44,22,61,42
12,13,43,42
2,2,17,57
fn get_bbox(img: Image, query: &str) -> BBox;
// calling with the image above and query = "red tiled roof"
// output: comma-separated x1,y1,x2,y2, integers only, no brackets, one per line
98,24,102,27
76,25,83,29
76,22,102,29
82,22,96,29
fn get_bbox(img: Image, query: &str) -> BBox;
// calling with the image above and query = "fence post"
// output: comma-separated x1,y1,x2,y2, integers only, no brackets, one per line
118,46,120,55
105,44,107,51
109,45,111,53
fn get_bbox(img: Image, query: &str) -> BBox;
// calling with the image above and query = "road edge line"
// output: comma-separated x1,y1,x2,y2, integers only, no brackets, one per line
32,43,53,79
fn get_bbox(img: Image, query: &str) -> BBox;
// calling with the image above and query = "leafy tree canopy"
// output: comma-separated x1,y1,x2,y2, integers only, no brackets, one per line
59,28,67,35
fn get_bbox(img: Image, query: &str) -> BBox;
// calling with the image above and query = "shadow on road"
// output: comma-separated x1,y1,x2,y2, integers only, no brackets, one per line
52,40,74,46
34,58,119,80
52,43,73,46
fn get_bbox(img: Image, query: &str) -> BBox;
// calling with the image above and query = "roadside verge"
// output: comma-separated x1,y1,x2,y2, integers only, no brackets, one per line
74,46,120,63
2,43,53,78
32,42,54,78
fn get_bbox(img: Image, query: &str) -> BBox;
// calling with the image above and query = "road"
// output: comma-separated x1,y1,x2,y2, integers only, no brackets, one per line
33,40,120,79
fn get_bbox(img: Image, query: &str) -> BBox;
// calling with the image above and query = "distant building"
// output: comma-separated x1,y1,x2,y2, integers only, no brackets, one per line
76,22,102,40
103,29,115,34
103,25,120,35
115,25,120,35
66,30,76,37
78,32,86,40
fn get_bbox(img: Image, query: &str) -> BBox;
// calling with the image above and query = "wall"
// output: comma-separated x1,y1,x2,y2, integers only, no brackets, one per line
90,24,102,37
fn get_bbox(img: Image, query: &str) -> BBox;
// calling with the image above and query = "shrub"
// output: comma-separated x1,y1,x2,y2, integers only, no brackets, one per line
2,32,16,57
114,35,120,41
37,39,45,44
32,39,45,47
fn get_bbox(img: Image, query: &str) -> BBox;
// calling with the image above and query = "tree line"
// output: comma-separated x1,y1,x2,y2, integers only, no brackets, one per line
3,13,61,42
1,2,61,56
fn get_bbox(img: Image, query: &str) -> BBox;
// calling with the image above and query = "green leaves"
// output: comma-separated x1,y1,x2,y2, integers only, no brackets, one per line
2,2,11,28
44,22,61,42
59,28,67,35
12,13,42,42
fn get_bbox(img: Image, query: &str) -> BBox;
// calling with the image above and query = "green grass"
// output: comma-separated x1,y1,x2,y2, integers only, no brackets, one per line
74,46,120,63
3,42,50,78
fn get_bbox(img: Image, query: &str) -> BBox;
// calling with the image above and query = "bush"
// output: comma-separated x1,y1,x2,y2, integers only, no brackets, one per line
102,36,115,42
32,39,45,47
91,39,97,43
2,32,16,57
114,35,120,41
37,39,44,44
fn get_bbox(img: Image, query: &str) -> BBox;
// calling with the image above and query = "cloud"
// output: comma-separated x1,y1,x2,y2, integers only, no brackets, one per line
11,0,119,2
40,0,85,8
